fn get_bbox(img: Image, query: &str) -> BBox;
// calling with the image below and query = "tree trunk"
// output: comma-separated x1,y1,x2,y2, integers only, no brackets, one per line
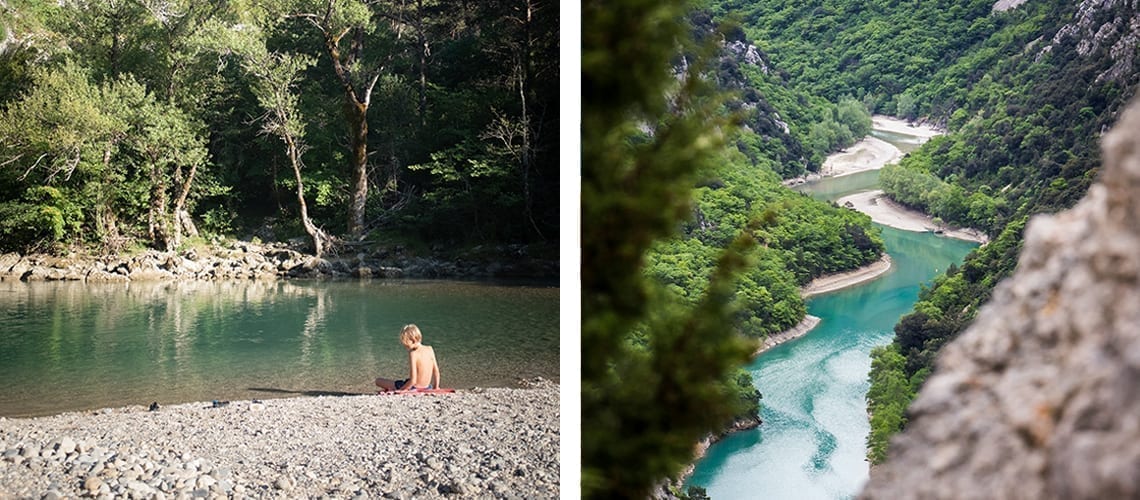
323,28,378,240
148,159,170,250
97,144,121,250
347,98,369,239
287,135,324,257
417,0,428,127
519,0,542,240
171,162,200,249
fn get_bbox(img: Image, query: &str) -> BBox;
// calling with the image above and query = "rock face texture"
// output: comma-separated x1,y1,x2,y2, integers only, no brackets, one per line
1038,0,1140,83
860,98,1140,499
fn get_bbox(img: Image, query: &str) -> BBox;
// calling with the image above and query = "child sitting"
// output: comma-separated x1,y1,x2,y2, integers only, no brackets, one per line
375,324,441,391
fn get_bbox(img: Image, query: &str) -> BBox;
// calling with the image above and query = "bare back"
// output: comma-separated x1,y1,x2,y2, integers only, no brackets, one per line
407,344,440,389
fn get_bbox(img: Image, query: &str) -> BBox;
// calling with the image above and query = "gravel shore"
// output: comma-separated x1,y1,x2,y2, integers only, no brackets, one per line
0,382,559,499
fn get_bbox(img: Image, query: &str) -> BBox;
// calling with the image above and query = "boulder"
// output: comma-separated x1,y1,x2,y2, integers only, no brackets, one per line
4,257,32,281
0,252,21,273
86,269,130,283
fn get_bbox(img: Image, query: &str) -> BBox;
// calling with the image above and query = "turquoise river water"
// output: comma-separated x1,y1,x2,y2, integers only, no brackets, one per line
0,279,558,417
687,128,976,498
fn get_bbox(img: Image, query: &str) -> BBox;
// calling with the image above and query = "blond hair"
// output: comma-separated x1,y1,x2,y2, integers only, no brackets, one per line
400,324,423,345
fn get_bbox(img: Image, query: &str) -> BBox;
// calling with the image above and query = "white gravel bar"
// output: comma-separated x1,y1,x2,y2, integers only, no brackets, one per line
0,382,559,499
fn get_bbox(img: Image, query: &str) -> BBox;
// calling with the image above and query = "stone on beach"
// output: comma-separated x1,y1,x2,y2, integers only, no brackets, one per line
0,382,559,498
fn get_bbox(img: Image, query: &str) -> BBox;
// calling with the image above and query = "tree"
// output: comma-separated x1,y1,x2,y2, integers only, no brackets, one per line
582,0,757,496
243,40,332,256
479,0,557,240
288,0,393,239
121,85,208,250
0,62,208,251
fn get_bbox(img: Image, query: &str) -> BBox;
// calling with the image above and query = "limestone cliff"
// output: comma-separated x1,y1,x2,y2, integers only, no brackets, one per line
860,97,1140,498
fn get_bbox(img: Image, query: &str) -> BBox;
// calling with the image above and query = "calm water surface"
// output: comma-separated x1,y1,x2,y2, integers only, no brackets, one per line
0,279,558,417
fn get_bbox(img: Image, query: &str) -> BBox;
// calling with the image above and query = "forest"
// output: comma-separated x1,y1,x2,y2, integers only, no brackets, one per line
0,0,557,259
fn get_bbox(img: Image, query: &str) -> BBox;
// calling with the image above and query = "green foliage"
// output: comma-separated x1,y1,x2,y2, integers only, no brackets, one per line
866,344,909,464
198,207,236,237
647,149,884,341
731,368,762,423
681,485,712,500
0,202,63,252
0,0,559,253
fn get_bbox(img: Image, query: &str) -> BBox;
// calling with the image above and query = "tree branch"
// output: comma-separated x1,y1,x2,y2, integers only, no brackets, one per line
18,153,48,181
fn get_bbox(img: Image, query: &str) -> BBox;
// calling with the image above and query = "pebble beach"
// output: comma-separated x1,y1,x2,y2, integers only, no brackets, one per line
0,381,559,499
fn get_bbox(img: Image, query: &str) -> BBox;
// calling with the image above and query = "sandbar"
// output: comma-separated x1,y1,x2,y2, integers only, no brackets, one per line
819,136,902,178
786,115,943,185
838,190,990,244
801,254,894,298
871,115,945,139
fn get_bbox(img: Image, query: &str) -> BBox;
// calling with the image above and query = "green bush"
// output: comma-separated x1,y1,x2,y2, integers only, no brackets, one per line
0,202,65,252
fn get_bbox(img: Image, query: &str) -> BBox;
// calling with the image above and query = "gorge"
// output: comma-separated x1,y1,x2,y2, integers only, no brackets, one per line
687,120,978,499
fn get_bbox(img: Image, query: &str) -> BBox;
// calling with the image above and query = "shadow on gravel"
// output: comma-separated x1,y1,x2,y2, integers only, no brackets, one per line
247,387,366,397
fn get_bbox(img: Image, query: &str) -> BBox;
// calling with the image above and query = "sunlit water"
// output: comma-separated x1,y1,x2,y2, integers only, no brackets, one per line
688,126,969,499
0,279,558,417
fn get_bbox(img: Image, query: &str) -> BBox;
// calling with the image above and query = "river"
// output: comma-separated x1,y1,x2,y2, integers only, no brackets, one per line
687,126,976,499
0,279,558,417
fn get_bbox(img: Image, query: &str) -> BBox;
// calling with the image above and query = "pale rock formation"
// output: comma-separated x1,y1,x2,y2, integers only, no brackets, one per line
991,0,1029,12
860,97,1140,499
1038,0,1140,83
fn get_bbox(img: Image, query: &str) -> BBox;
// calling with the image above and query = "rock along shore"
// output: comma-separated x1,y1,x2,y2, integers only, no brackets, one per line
0,381,559,499
0,241,557,284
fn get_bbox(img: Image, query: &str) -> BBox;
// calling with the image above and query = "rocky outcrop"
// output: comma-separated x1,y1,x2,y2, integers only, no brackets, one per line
1038,0,1140,83
860,98,1140,498
991,0,1030,12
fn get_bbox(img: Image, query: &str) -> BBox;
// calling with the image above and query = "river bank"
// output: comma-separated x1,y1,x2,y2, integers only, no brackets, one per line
802,254,894,298
756,315,822,357
753,253,894,358
838,190,990,244
0,381,558,499
0,240,558,284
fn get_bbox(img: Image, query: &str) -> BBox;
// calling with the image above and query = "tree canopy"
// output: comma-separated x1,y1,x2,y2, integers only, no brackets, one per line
0,0,558,255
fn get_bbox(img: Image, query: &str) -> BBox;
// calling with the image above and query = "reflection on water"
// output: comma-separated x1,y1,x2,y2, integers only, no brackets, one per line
0,280,558,417
794,170,881,201
870,129,930,155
